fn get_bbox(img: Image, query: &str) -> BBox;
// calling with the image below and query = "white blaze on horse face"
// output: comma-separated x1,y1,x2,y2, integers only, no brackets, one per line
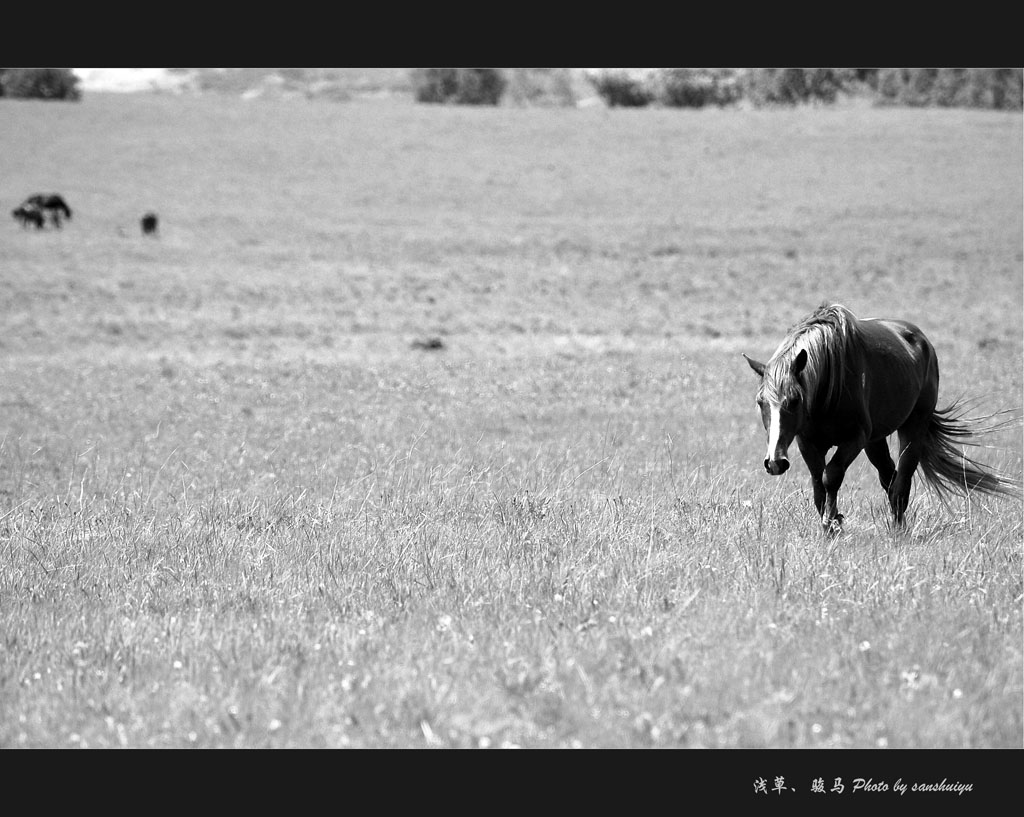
766,404,783,460
764,402,792,474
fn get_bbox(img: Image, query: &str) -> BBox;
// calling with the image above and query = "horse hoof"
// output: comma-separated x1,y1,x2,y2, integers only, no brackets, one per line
823,515,844,536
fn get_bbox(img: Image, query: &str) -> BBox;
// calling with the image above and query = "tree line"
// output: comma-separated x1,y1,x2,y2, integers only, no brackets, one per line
4,68,1020,110
412,68,1023,110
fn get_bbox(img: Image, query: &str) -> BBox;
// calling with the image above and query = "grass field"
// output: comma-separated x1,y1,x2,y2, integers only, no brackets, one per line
1,93,1021,748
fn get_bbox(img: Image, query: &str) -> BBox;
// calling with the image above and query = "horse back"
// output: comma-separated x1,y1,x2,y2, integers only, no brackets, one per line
858,317,939,438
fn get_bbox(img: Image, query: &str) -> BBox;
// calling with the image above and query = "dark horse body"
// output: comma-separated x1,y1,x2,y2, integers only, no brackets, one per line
21,193,72,228
744,303,1018,532
12,205,45,229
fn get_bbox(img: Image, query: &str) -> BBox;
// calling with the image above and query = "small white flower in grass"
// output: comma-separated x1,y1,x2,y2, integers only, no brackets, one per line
269,719,282,732
876,736,888,748
640,626,653,638
858,640,871,652
900,668,921,689
952,688,963,699
436,614,453,633
812,723,823,735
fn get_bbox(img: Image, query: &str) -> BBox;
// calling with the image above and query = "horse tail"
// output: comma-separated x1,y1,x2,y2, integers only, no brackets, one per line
917,400,1022,500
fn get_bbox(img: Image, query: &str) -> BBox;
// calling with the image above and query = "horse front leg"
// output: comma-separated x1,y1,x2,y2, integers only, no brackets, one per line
797,438,827,520
821,439,865,535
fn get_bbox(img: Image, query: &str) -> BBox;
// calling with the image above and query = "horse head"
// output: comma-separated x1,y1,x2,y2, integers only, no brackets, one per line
744,348,809,475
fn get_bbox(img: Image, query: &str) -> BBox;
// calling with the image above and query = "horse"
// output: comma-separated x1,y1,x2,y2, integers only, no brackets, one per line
140,212,159,235
12,205,45,229
21,193,72,228
743,303,1020,533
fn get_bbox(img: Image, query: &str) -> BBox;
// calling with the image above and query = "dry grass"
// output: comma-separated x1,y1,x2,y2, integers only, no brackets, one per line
0,95,1021,747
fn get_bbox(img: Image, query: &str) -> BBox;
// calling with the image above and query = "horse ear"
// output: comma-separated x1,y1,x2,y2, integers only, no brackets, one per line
791,348,808,376
742,353,766,378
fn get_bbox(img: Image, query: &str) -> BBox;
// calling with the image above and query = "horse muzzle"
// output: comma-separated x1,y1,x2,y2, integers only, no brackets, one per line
764,457,790,476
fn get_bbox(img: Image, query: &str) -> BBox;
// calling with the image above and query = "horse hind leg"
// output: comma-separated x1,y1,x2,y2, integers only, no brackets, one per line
865,439,896,488
865,438,899,519
889,426,927,526
888,387,940,525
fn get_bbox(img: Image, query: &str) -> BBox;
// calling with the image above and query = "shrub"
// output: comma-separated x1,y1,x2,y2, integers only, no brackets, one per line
410,69,507,105
854,68,880,88
874,68,1022,110
742,68,856,106
876,68,938,107
585,69,655,107
0,68,81,100
987,68,1024,109
654,68,744,108
411,69,457,103
588,68,855,109
802,68,852,103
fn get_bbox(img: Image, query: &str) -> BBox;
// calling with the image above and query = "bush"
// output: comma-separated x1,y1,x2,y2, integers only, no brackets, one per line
876,68,937,107
875,68,1023,110
585,69,655,107
742,68,856,106
986,68,1024,109
588,68,855,109
802,68,853,104
0,68,81,100
410,69,507,105
654,68,743,108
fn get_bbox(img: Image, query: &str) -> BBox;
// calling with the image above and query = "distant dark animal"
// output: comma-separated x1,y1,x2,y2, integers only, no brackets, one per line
744,303,1020,534
12,205,45,229
411,337,445,351
141,212,159,235
21,193,72,228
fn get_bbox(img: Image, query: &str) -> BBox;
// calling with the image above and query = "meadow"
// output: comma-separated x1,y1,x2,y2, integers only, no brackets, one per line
0,93,1021,748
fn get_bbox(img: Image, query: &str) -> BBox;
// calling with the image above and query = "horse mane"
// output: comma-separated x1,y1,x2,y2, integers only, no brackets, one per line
764,303,860,414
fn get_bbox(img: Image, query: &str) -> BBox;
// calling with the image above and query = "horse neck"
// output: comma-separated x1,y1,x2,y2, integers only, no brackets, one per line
804,326,855,416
